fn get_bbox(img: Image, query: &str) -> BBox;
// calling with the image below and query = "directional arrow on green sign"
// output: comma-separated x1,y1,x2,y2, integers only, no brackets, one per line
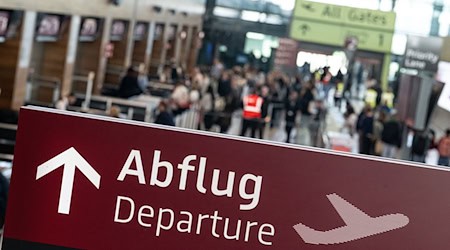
290,18,393,53
301,2,315,13
290,0,396,53
291,19,342,47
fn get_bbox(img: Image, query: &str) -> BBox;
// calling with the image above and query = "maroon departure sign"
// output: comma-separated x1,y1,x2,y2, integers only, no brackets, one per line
3,107,450,249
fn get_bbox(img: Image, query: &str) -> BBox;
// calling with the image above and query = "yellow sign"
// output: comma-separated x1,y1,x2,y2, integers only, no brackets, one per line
294,0,396,32
290,19,394,53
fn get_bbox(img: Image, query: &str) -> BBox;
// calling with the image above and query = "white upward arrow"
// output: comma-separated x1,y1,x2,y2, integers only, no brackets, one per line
36,147,101,215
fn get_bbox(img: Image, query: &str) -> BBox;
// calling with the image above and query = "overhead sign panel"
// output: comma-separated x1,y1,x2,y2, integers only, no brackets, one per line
4,107,450,249
291,0,396,53
293,0,396,32
291,19,393,53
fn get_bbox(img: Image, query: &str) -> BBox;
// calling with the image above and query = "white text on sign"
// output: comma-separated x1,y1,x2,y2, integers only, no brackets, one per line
114,150,274,246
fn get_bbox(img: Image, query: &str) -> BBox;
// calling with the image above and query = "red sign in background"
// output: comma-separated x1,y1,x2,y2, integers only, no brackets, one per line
3,107,450,249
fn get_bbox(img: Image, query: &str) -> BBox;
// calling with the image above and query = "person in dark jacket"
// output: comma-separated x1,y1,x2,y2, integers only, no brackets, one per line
257,85,271,140
411,129,434,163
299,81,314,115
360,106,375,155
218,77,240,133
299,80,315,128
218,71,232,97
381,112,402,158
357,104,371,154
118,67,143,98
154,101,175,126
285,90,300,143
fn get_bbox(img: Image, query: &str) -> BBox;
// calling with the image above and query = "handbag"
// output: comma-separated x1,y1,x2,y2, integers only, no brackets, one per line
375,140,384,155
214,97,226,112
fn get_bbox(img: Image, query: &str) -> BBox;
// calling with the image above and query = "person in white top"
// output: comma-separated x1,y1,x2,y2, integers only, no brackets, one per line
55,93,76,110
343,102,357,137
171,83,190,115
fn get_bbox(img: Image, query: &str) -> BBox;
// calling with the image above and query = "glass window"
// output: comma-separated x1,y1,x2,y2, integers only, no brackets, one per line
439,5,450,36
394,1,433,36
213,7,240,18
241,10,261,22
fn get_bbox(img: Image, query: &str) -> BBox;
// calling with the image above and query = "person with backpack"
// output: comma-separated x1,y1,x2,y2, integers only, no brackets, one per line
381,111,402,159
411,129,434,163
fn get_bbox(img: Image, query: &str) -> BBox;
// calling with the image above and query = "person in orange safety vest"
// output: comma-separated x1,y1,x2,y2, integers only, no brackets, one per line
240,88,264,138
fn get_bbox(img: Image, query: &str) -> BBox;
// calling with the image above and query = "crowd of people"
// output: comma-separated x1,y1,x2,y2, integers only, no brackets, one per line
344,98,450,167
149,59,331,147
79,58,450,167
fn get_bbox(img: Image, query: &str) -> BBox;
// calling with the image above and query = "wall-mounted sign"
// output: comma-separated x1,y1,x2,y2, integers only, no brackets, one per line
274,38,298,68
110,20,127,41
79,17,101,42
134,22,147,41
36,14,66,42
168,25,177,40
0,10,23,43
403,35,443,72
0,10,9,42
154,23,164,41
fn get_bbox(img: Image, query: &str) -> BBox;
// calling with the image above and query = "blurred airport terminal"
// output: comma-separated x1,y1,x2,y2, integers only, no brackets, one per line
1,0,450,178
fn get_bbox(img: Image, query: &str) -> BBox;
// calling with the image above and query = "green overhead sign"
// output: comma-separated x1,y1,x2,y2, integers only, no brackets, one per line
291,0,396,53
293,0,396,32
290,19,394,53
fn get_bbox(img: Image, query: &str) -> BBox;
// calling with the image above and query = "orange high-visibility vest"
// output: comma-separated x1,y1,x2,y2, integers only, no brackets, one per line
243,94,263,119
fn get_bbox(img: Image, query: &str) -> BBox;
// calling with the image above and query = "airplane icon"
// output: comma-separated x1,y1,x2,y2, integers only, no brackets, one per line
294,193,409,245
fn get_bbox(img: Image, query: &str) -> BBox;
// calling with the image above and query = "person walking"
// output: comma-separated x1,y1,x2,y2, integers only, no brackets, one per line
285,91,300,143
308,98,327,147
299,80,316,128
360,106,375,155
356,104,371,154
